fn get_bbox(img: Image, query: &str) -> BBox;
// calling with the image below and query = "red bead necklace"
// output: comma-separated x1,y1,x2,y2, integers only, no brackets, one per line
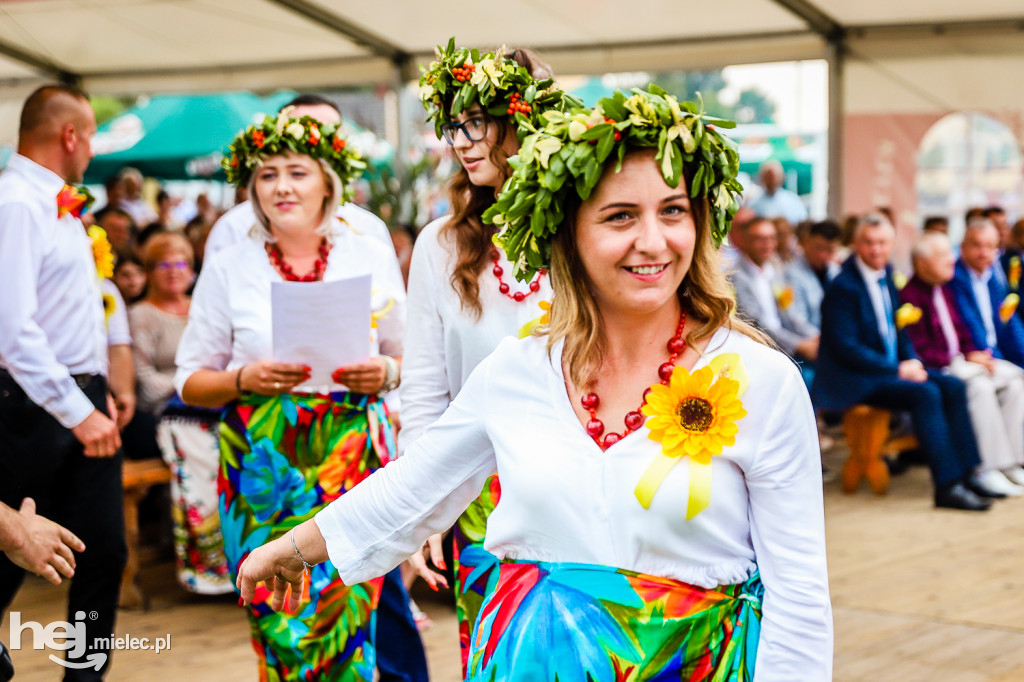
267,238,331,282
581,311,687,450
490,248,545,302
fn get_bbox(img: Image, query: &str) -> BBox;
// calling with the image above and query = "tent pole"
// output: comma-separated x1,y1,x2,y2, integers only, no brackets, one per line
826,36,845,220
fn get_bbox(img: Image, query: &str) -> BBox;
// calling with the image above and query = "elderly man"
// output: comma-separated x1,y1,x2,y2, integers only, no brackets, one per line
731,216,819,382
900,232,1024,495
951,218,1024,369
813,214,999,511
0,85,125,678
786,219,841,330
748,159,807,226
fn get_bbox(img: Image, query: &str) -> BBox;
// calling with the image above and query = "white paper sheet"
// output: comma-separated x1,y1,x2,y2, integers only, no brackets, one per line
271,275,371,387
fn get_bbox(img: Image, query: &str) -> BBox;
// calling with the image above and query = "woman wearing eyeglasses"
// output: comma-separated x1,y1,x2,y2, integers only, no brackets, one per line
400,41,579,670
128,232,233,594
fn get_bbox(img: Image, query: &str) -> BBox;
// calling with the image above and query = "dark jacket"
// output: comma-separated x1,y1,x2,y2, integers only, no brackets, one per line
898,275,977,369
949,259,1024,368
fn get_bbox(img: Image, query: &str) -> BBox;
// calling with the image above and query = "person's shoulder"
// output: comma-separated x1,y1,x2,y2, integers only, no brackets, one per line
213,201,255,227
409,216,454,264
417,216,452,247
337,203,389,240
482,334,552,375
708,327,805,401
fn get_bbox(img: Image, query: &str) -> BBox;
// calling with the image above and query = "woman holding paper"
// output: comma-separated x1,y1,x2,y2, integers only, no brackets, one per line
401,41,577,667
174,110,405,681
236,89,832,680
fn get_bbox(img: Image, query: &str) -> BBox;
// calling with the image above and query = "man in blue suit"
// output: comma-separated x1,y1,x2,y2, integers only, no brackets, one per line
813,214,996,511
950,218,1024,369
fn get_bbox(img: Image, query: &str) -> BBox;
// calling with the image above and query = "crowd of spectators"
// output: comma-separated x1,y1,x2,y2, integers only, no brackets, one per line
728,161,1024,511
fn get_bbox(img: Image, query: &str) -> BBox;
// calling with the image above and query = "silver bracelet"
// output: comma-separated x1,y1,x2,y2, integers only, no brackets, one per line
379,355,400,393
290,528,314,573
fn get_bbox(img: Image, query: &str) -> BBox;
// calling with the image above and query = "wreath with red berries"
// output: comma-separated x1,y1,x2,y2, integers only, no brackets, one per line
418,37,580,141
222,109,366,201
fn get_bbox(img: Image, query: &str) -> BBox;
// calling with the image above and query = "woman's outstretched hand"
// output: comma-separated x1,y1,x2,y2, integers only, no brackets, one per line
407,533,448,591
236,535,307,612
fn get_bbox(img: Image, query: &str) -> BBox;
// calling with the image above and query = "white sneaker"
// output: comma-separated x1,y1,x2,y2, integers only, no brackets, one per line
1002,467,1024,487
976,469,1024,496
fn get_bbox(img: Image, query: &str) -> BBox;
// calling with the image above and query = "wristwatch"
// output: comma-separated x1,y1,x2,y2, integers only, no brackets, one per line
380,356,400,393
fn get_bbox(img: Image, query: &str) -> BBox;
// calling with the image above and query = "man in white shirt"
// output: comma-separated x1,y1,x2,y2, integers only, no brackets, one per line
205,95,393,258
748,159,807,226
0,85,125,679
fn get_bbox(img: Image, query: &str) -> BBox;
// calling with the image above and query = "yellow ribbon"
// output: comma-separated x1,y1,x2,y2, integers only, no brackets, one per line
635,353,749,520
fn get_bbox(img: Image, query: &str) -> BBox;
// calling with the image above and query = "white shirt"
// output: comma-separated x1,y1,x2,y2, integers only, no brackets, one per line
932,285,960,359
317,328,832,681
748,188,807,226
0,154,106,428
205,200,393,257
398,217,553,454
102,279,132,348
738,255,782,331
855,256,894,346
174,219,406,396
968,266,998,348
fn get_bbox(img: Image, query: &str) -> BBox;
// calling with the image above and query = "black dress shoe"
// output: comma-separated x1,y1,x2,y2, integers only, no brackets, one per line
965,474,1008,499
935,482,992,511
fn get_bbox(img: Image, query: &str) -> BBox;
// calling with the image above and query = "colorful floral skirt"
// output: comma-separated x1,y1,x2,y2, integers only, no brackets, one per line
467,561,762,682
219,391,395,682
157,409,233,594
453,474,502,673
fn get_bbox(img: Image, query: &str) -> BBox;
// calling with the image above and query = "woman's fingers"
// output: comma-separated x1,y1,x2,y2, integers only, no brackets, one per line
427,534,446,571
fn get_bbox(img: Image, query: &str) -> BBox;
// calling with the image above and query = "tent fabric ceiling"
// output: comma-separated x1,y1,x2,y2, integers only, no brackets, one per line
0,0,1020,96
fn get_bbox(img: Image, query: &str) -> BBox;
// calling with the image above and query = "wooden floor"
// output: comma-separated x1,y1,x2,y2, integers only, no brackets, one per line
5,445,1024,681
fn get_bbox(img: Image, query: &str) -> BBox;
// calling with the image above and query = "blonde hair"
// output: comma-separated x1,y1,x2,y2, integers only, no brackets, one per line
544,156,770,389
248,157,342,242
141,231,194,271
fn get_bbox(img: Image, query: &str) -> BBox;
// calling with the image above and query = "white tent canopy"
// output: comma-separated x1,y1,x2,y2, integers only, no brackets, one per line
0,0,1021,214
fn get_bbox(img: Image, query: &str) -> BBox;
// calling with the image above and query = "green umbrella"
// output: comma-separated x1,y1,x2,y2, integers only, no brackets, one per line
85,92,293,183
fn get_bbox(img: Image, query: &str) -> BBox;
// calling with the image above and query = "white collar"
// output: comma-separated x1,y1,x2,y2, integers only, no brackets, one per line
967,266,992,285
6,153,66,197
855,256,886,284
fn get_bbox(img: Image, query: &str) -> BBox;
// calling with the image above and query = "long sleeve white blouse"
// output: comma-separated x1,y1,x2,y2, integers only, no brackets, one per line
316,327,833,680
174,220,405,396
398,217,553,454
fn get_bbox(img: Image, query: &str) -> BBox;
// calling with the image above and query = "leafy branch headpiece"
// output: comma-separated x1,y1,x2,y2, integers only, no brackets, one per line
419,37,580,140
483,86,744,281
223,107,366,201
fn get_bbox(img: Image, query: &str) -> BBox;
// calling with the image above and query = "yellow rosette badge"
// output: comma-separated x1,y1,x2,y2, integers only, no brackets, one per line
999,293,1019,323
637,354,748,519
88,225,114,279
895,303,922,330
1009,256,1021,290
774,284,794,311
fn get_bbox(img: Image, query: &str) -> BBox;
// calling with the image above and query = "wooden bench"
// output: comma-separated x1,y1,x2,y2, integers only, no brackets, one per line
841,405,919,494
120,458,172,610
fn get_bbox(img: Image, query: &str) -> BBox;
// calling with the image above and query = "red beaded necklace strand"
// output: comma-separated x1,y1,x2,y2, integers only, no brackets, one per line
266,238,331,282
581,311,687,450
490,248,545,302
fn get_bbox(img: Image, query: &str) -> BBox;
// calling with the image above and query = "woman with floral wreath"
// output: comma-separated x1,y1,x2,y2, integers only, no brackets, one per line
237,87,833,681
401,39,578,668
174,109,405,681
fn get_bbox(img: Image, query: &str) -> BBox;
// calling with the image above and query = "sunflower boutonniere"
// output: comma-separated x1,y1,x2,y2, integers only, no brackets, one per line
895,303,923,330
1008,256,1021,291
999,293,1019,323
774,284,794,311
88,225,114,279
637,354,749,520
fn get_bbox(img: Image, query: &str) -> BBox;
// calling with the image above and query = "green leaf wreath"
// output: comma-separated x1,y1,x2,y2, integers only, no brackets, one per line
483,86,744,281
223,108,366,202
419,37,581,140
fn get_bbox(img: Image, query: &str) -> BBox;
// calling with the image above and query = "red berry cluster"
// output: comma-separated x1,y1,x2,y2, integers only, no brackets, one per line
308,124,320,147
332,137,346,152
251,129,266,148
451,63,476,82
506,92,532,116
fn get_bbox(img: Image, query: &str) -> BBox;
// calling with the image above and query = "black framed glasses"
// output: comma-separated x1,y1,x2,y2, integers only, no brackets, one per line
440,116,489,145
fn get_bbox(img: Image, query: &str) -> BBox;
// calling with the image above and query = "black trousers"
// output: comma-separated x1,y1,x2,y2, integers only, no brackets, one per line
0,373,126,681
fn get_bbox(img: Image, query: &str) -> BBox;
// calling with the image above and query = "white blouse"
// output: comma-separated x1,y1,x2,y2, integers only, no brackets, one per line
316,327,832,680
398,216,553,453
174,220,405,396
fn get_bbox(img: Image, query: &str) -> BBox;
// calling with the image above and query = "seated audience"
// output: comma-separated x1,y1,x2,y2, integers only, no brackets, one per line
984,205,1012,251
112,250,147,304
117,166,158,227
813,213,1000,511
950,218,1024,369
749,159,807,225
129,232,230,594
786,219,841,330
901,232,1024,494
731,216,819,383
998,218,1024,293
